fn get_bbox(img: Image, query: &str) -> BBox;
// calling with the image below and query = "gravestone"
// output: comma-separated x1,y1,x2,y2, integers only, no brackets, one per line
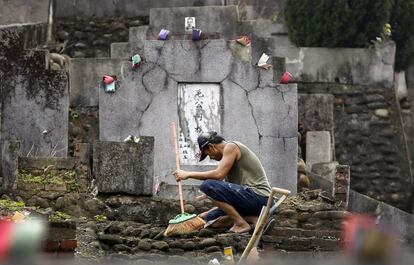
306,131,332,168
99,39,298,196
93,137,154,195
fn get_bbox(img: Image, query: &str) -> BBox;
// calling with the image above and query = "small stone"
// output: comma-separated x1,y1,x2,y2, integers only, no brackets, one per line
312,211,350,219
297,159,307,173
182,241,196,250
184,204,196,214
74,31,84,39
72,51,85,58
57,30,69,41
114,244,130,252
206,246,221,253
278,209,297,218
138,240,152,251
0,194,11,200
390,193,401,203
92,38,106,46
98,234,123,245
198,228,216,237
167,241,182,249
90,241,101,249
151,241,169,251
168,248,184,255
153,231,164,240
199,238,217,248
374,109,389,118
129,20,143,27
74,42,87,49
140,229,150,239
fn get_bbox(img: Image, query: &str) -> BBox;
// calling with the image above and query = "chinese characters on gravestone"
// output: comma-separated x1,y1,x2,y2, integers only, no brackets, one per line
177,84,221,165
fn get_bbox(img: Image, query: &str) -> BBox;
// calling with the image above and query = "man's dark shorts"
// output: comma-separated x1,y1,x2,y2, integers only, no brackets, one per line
199,179,269,222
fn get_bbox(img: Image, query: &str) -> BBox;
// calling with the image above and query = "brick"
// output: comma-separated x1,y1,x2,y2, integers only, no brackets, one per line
42,240,59,252
59,239,77,251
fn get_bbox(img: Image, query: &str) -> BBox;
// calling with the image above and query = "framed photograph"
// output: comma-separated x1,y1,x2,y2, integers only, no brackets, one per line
185,17,196,31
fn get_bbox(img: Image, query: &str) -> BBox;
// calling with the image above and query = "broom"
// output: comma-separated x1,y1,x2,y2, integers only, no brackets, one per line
164,122,205,237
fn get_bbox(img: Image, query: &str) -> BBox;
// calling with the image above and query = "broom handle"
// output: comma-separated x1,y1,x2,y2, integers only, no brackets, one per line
171,122,185,214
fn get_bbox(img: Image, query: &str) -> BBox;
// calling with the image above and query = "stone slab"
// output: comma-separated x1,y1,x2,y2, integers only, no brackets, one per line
349,190,414,242
93,138,154,195
0,0,49,25
306,131,332,168
19,157,76,170
287,42,396,87
311,162,339,197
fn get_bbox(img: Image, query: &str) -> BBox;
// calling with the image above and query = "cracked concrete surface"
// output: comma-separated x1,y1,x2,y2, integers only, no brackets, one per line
98,39,297,196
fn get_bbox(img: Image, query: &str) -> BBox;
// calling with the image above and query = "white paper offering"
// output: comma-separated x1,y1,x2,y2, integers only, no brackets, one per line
258,53,270,66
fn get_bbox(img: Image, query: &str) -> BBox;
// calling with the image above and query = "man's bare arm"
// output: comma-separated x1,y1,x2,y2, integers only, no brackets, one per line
174,143,238,181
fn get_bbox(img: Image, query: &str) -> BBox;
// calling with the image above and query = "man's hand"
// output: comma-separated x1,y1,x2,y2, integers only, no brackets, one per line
173,169,190,182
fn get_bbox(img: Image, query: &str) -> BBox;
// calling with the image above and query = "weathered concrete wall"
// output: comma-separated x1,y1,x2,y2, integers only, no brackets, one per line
148,6,239,39
99,39,298,195
69,58,127,107
55,0,224,18
0,0,50,25
299,83,412,212
228,0,284,20
298,94,334,133
0,25,69,158
288,42,396,87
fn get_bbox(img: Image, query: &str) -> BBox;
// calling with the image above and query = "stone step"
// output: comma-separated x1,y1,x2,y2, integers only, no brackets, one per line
268,227,341,239
262,235,341,252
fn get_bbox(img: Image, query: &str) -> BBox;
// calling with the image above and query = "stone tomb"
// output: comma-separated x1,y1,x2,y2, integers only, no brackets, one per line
93,137,154,195
99,39,298,197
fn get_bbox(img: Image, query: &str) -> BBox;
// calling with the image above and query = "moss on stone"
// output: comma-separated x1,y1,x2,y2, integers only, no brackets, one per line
94,214,107,222
0,199,25,211
17,169,78,190
49,211,71,222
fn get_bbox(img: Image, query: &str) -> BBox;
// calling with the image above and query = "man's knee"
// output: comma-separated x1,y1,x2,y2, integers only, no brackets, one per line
200,179,217,196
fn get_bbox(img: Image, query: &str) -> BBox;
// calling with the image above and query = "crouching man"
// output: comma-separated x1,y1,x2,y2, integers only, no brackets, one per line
173,131,272,233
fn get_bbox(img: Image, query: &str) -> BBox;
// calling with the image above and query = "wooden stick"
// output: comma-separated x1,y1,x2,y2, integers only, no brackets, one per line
171,122,185,214
238,187,291,264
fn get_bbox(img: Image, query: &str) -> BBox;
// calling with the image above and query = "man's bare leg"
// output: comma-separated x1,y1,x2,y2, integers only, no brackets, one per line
209,215,233,228
211,199,251,233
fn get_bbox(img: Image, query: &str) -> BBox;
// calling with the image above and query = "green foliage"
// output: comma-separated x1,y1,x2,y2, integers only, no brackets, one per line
94,214,107,222
49,211,71,222
284,0,392,47
17,169,78,191
0,199,25,211
390,0,414,70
